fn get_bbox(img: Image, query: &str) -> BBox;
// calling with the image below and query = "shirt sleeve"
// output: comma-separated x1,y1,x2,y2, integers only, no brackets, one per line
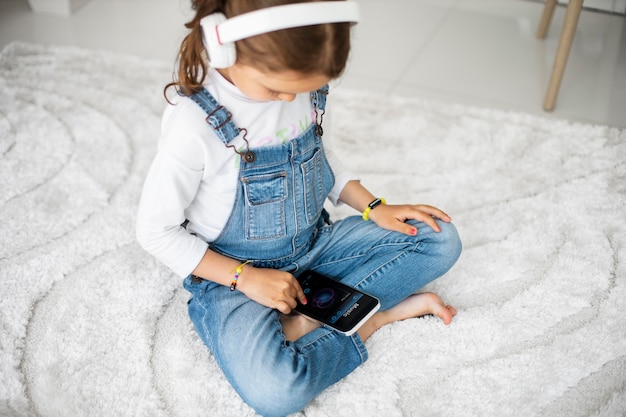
325,146,359,205
136,139,209,278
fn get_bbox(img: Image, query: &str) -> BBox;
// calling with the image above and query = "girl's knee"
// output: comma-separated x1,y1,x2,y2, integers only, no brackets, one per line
419,220,462,270
436,221,462,254
436,221,462,269
248,397,308,417
243,375,312,417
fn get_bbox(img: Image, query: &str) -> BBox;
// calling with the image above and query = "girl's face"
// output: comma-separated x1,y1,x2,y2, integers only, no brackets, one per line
219,64,331,102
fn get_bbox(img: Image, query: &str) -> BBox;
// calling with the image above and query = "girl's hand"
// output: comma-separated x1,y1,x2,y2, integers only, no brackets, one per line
236,267,308,314
368,204,451,236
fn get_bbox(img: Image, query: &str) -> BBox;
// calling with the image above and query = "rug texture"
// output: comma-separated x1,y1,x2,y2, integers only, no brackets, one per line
1,42,625,417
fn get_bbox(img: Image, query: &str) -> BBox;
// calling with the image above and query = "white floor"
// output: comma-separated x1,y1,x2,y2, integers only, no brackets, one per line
1,0,625,128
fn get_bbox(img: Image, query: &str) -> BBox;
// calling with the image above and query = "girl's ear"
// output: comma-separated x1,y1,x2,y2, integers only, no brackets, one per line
200,12,237,69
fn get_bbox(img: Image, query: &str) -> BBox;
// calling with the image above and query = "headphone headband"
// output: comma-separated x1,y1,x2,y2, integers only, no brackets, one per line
200,1,360,68
217,1,360,44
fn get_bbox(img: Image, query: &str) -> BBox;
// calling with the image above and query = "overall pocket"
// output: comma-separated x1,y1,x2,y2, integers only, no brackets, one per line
242,171,288,239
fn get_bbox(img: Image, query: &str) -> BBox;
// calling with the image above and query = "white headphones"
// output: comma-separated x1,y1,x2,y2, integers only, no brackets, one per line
200,1,360,69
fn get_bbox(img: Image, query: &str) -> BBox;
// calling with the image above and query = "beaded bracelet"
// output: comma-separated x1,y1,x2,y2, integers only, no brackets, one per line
362,197,386,221
229,260,251,291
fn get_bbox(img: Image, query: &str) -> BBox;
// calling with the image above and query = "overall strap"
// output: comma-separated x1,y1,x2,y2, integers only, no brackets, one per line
310,84,329,137
190,85,329,144
310,84,329,111
189,87,240,145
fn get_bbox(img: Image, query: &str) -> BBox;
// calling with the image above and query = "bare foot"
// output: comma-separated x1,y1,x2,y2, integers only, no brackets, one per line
280,313,321,342
357,292,456,342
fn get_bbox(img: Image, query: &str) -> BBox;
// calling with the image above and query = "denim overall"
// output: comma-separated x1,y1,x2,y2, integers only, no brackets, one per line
189,86,334,267
183,88,462,417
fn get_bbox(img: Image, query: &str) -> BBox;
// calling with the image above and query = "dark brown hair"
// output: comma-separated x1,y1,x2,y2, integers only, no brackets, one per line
166,0,352,97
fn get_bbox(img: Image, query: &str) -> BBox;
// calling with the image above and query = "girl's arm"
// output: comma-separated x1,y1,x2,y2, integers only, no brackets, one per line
338,180,452,235
191,249,308,314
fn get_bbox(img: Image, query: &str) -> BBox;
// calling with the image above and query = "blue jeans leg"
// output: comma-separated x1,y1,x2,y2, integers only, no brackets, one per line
300,215,462,310
184,277,368,417
183,217,461,416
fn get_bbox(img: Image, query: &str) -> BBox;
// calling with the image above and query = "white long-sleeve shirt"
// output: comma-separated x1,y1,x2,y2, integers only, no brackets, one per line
136,68,358,277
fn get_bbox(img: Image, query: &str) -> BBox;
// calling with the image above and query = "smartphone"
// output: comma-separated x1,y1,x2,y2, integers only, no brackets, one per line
295,271,380,336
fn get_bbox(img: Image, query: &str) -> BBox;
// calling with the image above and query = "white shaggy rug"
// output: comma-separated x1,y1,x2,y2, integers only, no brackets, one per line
1,42,625,417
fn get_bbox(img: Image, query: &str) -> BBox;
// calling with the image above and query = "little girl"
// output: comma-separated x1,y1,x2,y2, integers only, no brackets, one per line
137,1,462,416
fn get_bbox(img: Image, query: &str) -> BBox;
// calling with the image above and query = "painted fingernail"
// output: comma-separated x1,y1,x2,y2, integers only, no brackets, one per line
410,228,417,235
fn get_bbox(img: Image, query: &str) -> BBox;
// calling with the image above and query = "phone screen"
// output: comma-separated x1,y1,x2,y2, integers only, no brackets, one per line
295,271,380,335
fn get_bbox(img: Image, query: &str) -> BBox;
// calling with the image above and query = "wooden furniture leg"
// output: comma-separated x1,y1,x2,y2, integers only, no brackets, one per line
537,0,558,38
542,0,584,111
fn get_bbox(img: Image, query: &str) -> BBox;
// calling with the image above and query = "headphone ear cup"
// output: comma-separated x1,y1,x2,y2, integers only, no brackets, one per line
200,13,237,69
